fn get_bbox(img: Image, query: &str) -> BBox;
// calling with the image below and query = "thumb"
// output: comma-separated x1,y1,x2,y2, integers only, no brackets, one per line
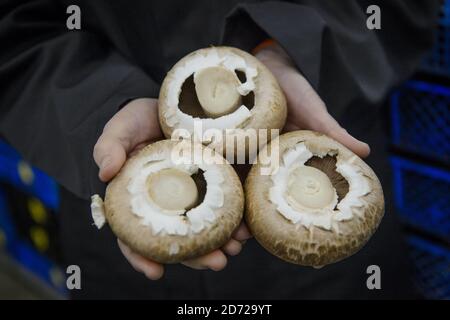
93,98,162,182
93,134,128,182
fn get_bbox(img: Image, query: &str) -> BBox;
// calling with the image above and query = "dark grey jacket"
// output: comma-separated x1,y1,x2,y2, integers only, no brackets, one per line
0,0,440,299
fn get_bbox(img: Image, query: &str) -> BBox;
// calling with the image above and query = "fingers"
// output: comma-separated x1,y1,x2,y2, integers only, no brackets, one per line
283,107,370,158
182,222,251,270
283,122,300,133
118,240,164,280
94,135,127,182
181,222,252,271
327,126,371,158
118,223,250,277
93,98,162,182
284,74,370,157
322,118,371,158
118,239,229,278
182,250,228,271
222,239,242,256
232,222,253,242
260,53,371,159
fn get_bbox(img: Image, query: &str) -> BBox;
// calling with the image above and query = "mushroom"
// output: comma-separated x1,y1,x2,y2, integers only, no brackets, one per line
245,130,384,267
194,66,242,118
91,139,244,263
158,46,287,155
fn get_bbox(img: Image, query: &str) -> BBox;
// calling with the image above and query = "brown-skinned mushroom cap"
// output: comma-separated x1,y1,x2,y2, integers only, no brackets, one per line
93,139,244,264
245,130,385,267
158,46,287,155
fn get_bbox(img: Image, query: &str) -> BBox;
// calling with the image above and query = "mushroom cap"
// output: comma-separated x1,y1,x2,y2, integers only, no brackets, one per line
104,139,244,263
245,130,384,267
158,46,287,154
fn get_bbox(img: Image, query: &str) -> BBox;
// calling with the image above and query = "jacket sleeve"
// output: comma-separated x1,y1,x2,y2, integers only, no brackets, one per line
0,0,159,199
222,0,440,122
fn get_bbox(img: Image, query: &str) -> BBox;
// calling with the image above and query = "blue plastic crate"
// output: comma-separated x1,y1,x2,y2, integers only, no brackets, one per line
9,240,67,295
0,140,59,210
407,235,450,299
421,0,450,76
444,0,450,25
391,156,450,241
0,187,66,295
391,81,450,162
0,188,18,251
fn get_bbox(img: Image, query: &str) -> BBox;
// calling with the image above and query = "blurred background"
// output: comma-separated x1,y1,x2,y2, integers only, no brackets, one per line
0,1,449,300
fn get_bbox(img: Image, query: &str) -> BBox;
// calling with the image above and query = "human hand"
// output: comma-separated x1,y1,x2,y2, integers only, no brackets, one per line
255,44,370,158
93,98,252,280
118,222,251,280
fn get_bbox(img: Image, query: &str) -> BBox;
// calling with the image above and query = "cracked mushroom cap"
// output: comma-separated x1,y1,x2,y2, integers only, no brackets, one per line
158,46,287,155
96,139,244,264
245,130,384,267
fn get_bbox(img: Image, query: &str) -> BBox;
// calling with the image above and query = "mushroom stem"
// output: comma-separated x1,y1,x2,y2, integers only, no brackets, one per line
194,66,242,118
286,166,336,210
147,168,199,212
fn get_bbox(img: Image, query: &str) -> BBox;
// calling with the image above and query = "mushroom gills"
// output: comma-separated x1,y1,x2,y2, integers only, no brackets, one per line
194,66,242,118
286,155,350,212
90,194,106,229
305,156,349,203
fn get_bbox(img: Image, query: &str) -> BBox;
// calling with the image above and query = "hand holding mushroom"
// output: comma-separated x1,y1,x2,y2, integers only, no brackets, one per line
254,43,371,158
93,98,251,280
92,46,384,279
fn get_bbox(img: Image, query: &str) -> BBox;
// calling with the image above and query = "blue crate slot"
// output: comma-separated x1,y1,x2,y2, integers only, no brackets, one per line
9,241,67,295
407,235,450,299
391,81,450,162
0,140,21,160
421,0,450,76
391,156,450,241
0,141,59,210
0,188,18,251
443,0,450,25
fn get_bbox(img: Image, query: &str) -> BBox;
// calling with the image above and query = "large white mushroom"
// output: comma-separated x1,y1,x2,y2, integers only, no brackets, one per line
91,139,244,263
245,130,384,267
158,46,287,156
